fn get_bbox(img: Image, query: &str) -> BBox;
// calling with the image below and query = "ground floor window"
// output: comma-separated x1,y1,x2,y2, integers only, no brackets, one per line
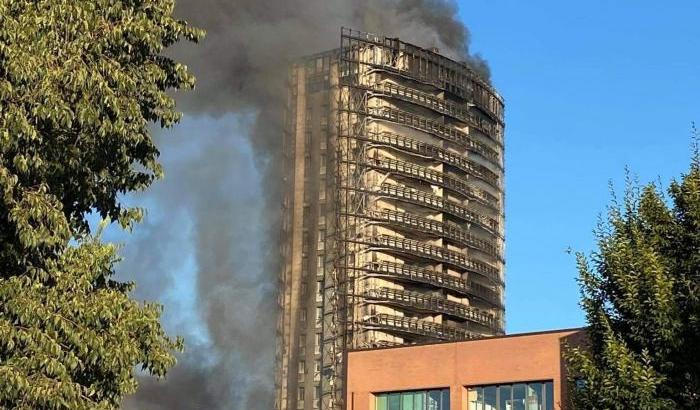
467,381,554,410
375,388,450,410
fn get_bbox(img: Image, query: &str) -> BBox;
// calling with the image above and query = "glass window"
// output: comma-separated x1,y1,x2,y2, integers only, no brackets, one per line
526,383,542,410
441,389,450,410
468,387,483,410
545,383,554,410
414,392,425,410
512,384,526,410
428,390,441,410
402,392,415,410
484,386,497,410
375,389,449,410
467,382,553,410
499,385,511,410
377,395,388,410
388,393,401,410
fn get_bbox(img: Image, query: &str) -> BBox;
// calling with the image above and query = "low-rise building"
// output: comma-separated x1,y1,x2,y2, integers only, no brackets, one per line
345,328,585,410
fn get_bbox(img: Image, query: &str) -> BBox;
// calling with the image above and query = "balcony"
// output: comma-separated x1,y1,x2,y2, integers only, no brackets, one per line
354,261,503,308
360,313,480,341
370,183,500,234
348,235,502,285
365,82,502,145
361,209,502,260
359,155,499,210
364,105,500,164
354,131,500,189
339,28,504,123
364,287,500,330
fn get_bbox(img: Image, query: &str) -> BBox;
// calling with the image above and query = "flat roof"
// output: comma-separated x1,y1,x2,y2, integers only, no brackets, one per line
347,327,586,353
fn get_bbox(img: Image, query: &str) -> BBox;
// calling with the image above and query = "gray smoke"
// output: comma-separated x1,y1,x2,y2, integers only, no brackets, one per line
120,1,488,409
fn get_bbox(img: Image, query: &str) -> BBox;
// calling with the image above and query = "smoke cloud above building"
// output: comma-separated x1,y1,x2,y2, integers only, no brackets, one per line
120,1,489,408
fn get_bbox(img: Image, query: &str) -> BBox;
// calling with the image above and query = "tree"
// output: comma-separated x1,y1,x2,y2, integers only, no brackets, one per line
567,138,700,409
0,1,203,408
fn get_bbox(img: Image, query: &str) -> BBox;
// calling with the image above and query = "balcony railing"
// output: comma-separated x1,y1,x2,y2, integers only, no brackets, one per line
361,209,502,260
349,235,502,285
340,28,504,123
341,184,500,236
365,105,500,164
353,261,503,308
354,131,500,189
364,287,500,330
360,313,481,341
365,82,502,145
359,155,499,210
370,183,500,234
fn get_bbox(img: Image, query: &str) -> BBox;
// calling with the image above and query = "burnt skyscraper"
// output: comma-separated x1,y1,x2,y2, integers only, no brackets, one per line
276,28,505,410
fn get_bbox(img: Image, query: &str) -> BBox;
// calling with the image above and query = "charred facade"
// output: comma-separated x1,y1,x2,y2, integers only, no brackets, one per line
276,28,505,410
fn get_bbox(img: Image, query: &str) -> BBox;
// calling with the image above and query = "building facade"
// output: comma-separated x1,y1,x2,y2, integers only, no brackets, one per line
345,329,586,410
276,28,506,410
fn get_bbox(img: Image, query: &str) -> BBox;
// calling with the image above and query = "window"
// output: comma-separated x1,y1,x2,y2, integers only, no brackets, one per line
298,360,305,374
298,387,305,401
467,381,554,410
317,254,324,271
298,335,306,355
315,333,322,354
376,389,449,410
315,307,323,322
319,184,326,201
317,229,325,250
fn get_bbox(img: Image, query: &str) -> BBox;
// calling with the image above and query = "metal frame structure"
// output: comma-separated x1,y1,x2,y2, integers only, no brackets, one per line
277,28,505,410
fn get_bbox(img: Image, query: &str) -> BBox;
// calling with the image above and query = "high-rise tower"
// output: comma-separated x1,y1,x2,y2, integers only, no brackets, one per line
276,28,505,410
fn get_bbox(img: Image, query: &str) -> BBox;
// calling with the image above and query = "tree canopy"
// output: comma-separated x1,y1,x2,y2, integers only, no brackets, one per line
0,0,202,408
567,140,700,409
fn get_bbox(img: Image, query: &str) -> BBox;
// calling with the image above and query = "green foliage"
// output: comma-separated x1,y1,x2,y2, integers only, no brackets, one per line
0,236,183,409
0,0,202,408
567,139,700,409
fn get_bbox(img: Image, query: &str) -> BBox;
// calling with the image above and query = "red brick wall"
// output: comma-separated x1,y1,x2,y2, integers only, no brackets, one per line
345,329,585,410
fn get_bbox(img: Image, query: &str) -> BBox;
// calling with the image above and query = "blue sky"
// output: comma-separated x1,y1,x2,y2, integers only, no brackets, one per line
458,1,700,332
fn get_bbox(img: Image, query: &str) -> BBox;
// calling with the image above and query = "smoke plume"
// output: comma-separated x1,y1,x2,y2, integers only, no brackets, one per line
120,0,489,409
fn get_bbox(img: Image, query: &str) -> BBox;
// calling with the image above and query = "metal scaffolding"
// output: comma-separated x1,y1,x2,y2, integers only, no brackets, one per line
278,28,505,410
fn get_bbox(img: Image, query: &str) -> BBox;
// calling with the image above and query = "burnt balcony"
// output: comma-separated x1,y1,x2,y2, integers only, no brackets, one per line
360,313,481,341
354,261,503,309
361,208,502,260
368,183,500,235
360,155,499,210
355,130,500,189
366,82,502,145
349,234,502,286
364,105,500,164
364,287,500,330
